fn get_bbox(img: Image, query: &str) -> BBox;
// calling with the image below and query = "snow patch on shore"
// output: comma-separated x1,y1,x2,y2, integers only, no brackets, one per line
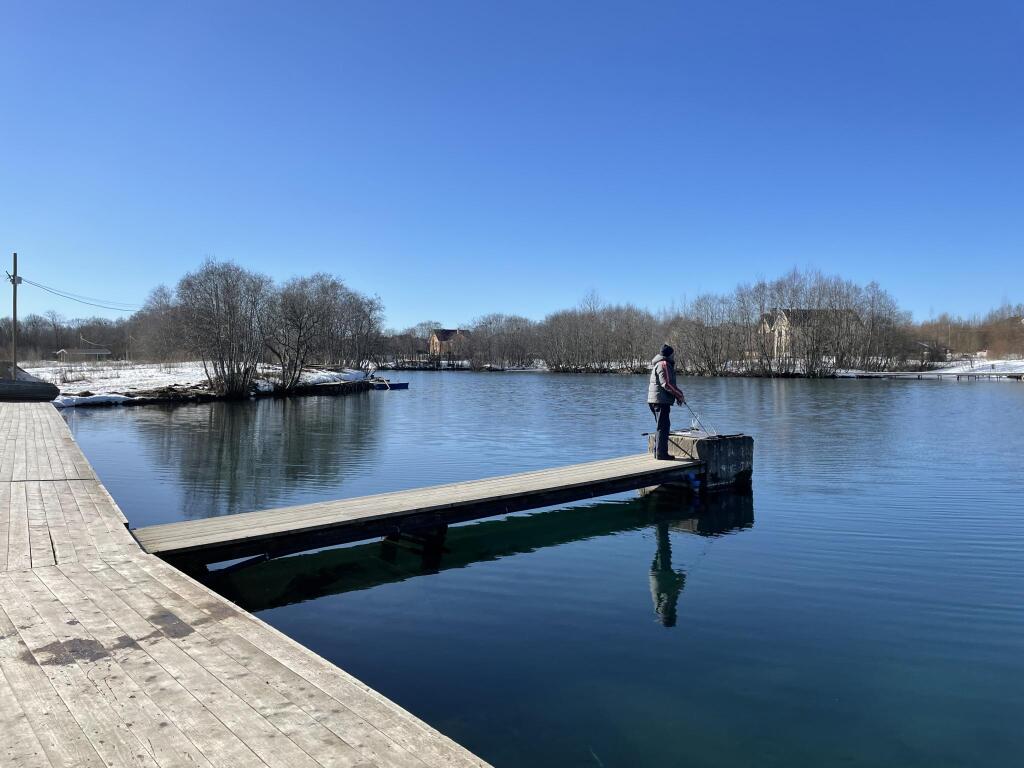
25,361,211,395
933,359,1024,374
838,359,1024,378
299,369,366,385
24,361,369,406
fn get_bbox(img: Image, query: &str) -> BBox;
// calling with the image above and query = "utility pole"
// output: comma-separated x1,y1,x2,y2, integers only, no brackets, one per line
8,253,18,380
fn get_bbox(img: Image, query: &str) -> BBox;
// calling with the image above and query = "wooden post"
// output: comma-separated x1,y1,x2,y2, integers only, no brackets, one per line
10,252,16,380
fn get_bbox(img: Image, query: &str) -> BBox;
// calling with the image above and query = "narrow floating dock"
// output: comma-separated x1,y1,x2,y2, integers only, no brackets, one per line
134,454,703,566
0,403,489,768
845,370,1023,381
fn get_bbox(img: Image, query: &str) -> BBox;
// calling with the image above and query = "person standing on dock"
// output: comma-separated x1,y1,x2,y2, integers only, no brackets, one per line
648,344,685,460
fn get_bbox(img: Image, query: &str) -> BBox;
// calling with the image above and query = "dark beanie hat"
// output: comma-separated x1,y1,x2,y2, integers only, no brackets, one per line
660,344,674,358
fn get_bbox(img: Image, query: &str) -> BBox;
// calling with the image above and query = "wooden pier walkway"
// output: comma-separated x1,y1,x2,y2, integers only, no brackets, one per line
0,403,490,768
843,370,1023,381
134,454,702,566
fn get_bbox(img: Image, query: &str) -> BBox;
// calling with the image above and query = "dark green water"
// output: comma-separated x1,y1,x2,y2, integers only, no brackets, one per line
64,373,1024,767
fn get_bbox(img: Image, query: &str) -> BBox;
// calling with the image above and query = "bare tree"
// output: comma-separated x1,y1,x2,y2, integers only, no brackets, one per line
132,286,182,361
321,288,385,368
468,314,537,369
43,311,65,352
176,259,273,397
263,274,341,390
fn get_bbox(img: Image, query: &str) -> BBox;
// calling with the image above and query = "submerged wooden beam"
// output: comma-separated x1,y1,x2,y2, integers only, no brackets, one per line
134,455,704,565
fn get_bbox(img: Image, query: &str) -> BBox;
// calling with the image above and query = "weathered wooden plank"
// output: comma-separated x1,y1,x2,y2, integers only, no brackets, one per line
37,482,77,566
0,481,9,572
52,482,87,562
0,657,53,768
131,556,488,768
26,483,56,569
0,603,107,768
7,482,31,572
69,561,328,768
0,402,492,768
135,454,699,560
88,559,385,768
0,573,160,768
35,414,64,481
144,454,668,536
0,439,15,483
164,454,682,531
12,568,218,768
63,480,136,560
45,563,266,768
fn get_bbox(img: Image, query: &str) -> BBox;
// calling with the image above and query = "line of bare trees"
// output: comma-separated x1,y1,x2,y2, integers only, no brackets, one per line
4,266,1021,383
378,273,917,375
0,312,136,361
380,302,663,373
382,271,1021,376
916,303,1024,360
0,259,384,397
666,270,913,376
163,260,384,396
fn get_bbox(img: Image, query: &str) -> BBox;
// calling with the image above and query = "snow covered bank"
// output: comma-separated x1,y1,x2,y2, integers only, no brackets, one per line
837,358,1024,379
23,361,369,408
931,359,1024,375
297,369,367,385
25,361,211,396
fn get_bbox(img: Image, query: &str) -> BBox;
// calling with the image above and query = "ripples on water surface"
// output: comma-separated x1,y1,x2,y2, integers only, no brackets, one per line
65,373,1024,767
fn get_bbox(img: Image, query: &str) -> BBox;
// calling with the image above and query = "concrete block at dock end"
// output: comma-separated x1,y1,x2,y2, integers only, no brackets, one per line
647,432,753,490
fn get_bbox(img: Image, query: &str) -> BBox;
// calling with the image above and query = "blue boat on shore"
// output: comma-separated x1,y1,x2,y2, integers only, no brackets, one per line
369,376,409,391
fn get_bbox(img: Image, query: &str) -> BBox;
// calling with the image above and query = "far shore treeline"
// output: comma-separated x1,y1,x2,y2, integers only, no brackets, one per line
2,259,1022,395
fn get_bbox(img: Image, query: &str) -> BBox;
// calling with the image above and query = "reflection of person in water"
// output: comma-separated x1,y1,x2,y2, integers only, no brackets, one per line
649,520,686,627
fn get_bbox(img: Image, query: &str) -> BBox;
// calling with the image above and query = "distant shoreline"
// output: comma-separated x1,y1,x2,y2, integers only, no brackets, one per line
381,360,1024,381
28,356,1024,411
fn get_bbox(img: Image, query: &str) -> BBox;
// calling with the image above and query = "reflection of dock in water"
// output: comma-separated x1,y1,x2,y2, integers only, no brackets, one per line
202,489,754,619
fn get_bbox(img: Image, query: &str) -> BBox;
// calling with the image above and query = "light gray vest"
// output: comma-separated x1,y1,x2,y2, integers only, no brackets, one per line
647,354,676,404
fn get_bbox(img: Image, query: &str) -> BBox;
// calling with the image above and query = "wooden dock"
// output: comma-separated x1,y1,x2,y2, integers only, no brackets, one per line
843,370,1023,381
0,403,490,768
133,454,703,567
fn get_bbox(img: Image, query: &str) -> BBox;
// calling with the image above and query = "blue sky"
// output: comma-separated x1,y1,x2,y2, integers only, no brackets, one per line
2,1,1021,328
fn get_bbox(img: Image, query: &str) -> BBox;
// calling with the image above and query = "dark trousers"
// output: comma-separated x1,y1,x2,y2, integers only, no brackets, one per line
649,403,672,459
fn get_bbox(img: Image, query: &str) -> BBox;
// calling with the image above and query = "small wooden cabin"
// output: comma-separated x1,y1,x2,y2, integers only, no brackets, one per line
55,347,112,363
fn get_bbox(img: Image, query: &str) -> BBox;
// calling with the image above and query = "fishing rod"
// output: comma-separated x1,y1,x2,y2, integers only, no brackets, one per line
681,399,716,436
646,399,716,436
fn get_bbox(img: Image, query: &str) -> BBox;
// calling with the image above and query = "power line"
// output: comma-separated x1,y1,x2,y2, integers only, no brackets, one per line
25,281,137,312
35,282,139,308
20,278,141,313
23,278,139,309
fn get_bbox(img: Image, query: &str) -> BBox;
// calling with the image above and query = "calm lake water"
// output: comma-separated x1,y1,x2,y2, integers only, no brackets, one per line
64,372,1024,767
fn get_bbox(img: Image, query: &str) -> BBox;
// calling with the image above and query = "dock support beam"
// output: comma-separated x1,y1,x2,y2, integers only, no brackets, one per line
382,521,449,570
647,432,753,491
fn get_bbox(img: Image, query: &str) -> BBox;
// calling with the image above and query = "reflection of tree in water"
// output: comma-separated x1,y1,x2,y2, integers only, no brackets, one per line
649,521,685,627
129,395,381,519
